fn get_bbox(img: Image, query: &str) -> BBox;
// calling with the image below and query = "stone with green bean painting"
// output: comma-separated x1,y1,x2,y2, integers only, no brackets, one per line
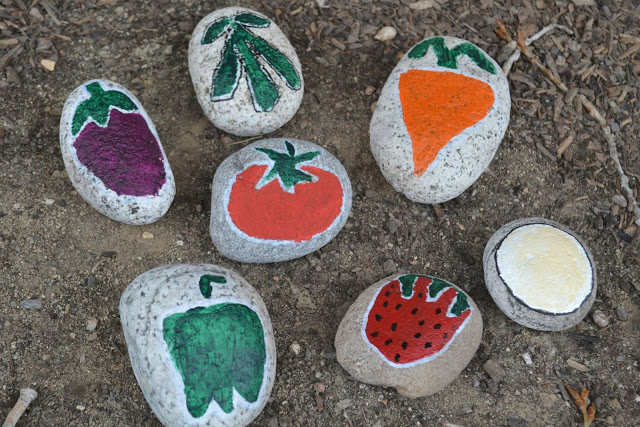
189,7,304,136
119,264,276,427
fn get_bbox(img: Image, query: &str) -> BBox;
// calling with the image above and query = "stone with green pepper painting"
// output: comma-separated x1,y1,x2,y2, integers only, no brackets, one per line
189,7,304,137
119,264,276,426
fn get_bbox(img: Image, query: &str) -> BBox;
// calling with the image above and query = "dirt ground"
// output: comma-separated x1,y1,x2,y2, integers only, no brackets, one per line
1,0,639,426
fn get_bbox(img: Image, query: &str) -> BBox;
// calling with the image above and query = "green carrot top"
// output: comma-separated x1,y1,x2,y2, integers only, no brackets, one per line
408,37,496,75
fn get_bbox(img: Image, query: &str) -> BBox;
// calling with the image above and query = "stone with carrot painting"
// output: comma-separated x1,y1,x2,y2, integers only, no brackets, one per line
210,138,352,263
119,264,276,427
59,79,175,225
370,36,510,204
335,274,483,398
189,7,304,137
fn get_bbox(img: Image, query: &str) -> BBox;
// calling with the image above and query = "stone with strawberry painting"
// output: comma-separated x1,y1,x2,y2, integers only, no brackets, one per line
210,138,352,263
189,7,304,136
370,36,510,204
335,274,483,398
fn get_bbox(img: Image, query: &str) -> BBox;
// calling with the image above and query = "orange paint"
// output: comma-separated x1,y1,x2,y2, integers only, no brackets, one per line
399,69,495,176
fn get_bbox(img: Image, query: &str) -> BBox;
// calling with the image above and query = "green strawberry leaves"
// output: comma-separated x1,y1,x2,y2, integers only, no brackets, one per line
202,11,301,112
71,82,137,136
397,274,471,316
255,141,320,191
408,37,497,75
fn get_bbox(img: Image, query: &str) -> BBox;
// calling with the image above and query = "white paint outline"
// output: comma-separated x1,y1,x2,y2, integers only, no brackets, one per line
360,275,473,368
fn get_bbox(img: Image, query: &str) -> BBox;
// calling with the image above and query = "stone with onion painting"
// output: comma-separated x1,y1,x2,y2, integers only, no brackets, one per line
335,274,483,398
370,36,510,204
59,79,175,225
189,7,304,136
210,138,352,263
119,264,276,427
483,217,597,331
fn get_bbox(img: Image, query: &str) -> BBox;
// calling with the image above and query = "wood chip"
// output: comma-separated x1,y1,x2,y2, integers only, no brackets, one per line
0,38,19,47
536,142,556,162
409,0,437,9
556,134,575,156
566,358,590,372
40,59,56,71
618,43,640,61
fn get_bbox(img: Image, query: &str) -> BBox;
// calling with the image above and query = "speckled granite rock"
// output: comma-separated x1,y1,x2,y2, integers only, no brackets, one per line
119,264,276,426
189,7,303,136
370,36,510,204
335,274,482,398
483,217,597,331
210,138,352,263
59,79,175,224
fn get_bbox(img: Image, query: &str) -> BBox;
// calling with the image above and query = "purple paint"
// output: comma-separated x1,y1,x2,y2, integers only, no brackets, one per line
73,109,166,197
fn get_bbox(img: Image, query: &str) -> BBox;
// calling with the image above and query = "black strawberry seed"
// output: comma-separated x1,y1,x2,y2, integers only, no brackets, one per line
395,304,402,310
414,333,421,339
395,353,400,362
436,308,442,315
411,308,418,315
391,323,397,331
418,293,423,298
370,332,379,338
391,284,395,288
375,314,382,321
385,339,392,345
385,291,390,297
383,301,388,308
434,323,441,329
401,342,408,350
425,342,432,348
443,333,448,339
418,320,425,326
452,324,457,330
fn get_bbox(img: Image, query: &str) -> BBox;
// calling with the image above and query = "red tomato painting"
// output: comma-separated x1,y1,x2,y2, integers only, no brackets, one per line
226,141,344,242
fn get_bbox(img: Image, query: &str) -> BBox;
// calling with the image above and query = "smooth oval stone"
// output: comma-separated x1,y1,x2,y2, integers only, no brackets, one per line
59,79,175,225
335,274,482,398
484,217,597,331
370,36,510,204
189,7,304,136
210,138,352,263
119,264,276,427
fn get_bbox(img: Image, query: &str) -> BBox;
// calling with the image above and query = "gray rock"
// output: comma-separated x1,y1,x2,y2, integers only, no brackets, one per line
335,274,483,398
189,7,304,136
370,36,510,204
482,359,505,383
210,138,352,263
483,217,597,331
119,264,276,426
59,79,175,225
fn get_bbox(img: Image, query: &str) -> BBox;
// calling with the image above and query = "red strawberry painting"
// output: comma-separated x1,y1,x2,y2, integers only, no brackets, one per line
363,274,473,366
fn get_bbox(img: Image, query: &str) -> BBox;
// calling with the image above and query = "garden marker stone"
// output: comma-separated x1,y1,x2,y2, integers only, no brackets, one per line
483,217,597,331
189,7,303,136
335,274,482,398
59,79,175,225
119,264,276,427
370,36,510,204
210,138,352,263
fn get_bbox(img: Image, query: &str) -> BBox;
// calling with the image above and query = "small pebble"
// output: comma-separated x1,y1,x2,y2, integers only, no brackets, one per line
86,318,98,331
566,358,589,372
20,300,43,310
592,309,609,328
313,383,325,393
612,194,627,208
382,258,397,274
176,240,184,246
76,405,85,411
483,359,505,383
521,352,533,365
374,26,397,41
365,86,376,96
289,342,301,355
142,232,154,239
86,332,98,342
615,306,627,321
462,407,473,414
44,198,55,205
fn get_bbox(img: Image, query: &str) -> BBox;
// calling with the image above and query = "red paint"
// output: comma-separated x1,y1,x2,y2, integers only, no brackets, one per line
365,276,471,365
227,164,343,242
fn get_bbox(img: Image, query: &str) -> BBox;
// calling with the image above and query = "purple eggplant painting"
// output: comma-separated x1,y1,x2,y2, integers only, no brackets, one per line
59,79,175,225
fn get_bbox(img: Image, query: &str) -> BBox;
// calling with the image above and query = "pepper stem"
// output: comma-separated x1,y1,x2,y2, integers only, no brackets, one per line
71,81,138,136
254,141,320,191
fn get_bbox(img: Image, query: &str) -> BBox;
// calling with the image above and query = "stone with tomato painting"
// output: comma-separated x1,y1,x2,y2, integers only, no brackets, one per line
335,274,482,398
189,7,304,136
119,264,276,427
59,79,175,225
210,138,352,263
483,217,597,331
370,36,510,204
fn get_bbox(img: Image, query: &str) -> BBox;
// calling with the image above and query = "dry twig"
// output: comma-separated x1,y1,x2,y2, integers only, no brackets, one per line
564,385,596,427
495,21,640,226
2,388,37,427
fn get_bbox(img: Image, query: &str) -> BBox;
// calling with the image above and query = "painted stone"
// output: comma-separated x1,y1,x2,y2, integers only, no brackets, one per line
370,36,510,204
335,274,482,398
483,217,597,331
119,264,276,427
189,7,304,136
59,79,175,225
210,138,352,263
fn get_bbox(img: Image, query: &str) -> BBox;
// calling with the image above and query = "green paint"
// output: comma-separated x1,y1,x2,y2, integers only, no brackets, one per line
408,37,496,75
163,303,266,417
71,82,137,136
202,12,301,112
255,141,320,191
428,277,470,316
198,274,227,298
399,274,418,297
